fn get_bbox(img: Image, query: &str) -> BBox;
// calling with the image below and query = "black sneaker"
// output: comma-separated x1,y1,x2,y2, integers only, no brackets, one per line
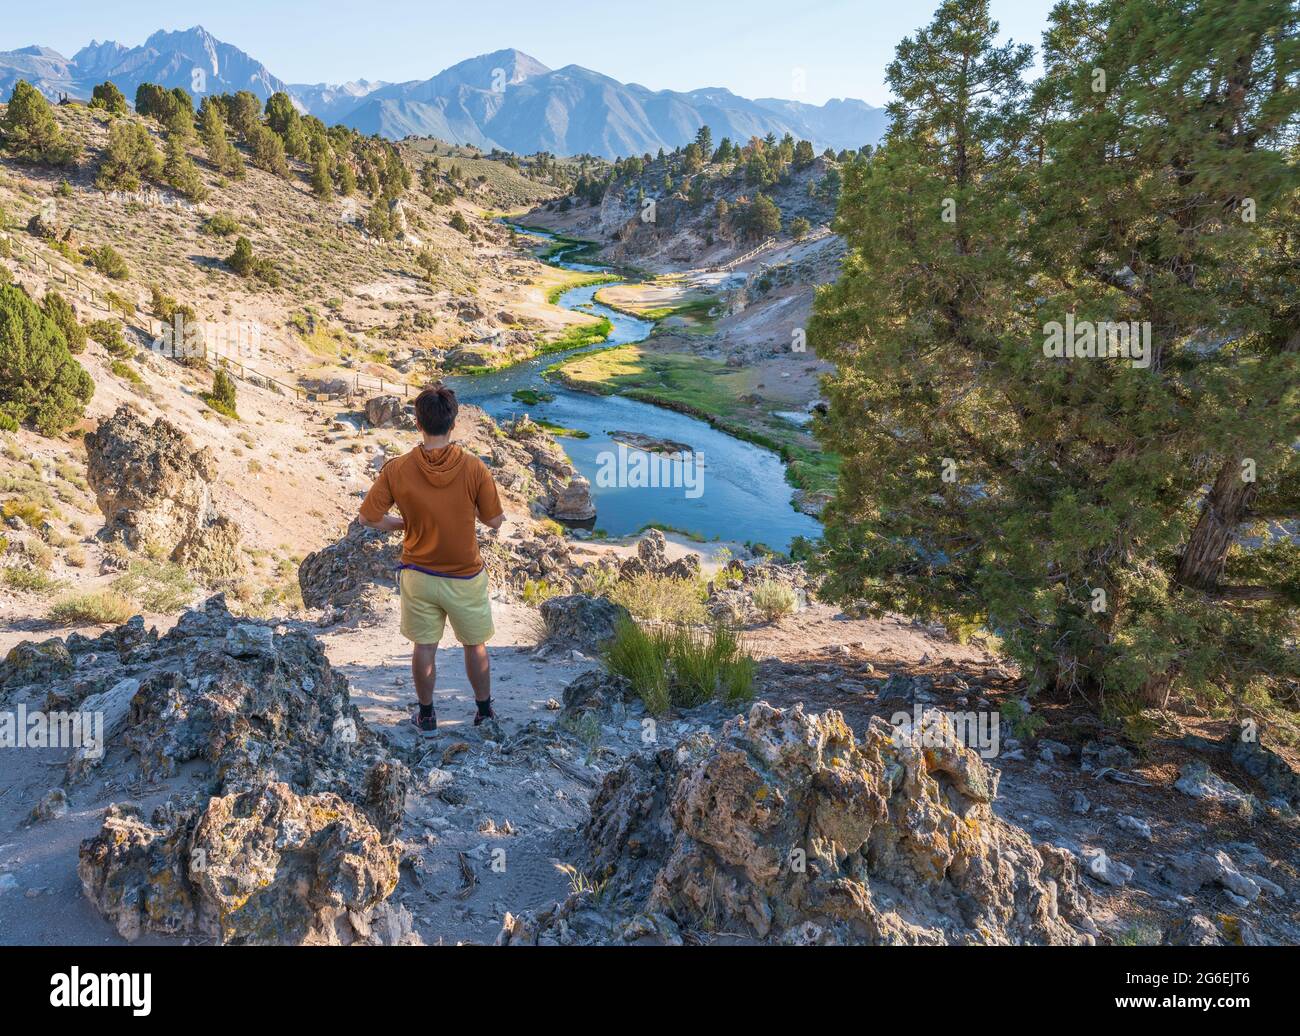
410,708,437,738
472,703,496,726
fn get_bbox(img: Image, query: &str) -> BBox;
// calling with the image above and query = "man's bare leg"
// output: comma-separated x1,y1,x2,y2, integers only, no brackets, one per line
464,643,495,723
412,643,437,705
463,643,491,701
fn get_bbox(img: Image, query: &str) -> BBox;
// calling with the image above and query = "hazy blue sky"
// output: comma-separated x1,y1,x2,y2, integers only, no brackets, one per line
2,0,1058,106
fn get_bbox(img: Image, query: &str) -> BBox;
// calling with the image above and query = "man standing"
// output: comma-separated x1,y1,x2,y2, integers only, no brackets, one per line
358,384,505,736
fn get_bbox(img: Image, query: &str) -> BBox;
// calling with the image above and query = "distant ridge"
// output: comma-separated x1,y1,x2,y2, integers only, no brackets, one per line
0,29,886,158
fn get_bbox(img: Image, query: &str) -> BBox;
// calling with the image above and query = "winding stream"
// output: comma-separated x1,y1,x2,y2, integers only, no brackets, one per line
444,224,822,552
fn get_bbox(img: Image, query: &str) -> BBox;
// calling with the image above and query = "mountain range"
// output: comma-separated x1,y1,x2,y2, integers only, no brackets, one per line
0,26,887,158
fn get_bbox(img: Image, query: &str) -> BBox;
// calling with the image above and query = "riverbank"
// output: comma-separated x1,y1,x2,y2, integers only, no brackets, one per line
546,343,838,512
592,278,721,333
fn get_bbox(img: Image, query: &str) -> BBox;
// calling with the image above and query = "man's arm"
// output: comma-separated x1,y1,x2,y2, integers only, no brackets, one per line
358,512,405,532
357,464,403,532
474,462,506,532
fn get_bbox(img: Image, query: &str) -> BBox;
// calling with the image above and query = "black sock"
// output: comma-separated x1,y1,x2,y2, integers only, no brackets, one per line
476,698,493,717
418,702,434,720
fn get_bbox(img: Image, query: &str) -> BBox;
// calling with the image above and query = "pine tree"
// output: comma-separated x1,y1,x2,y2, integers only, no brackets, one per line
0,283,94,435
1,81,77,165
199,100,244,178
337,159,356,196
694,124,713,159
311,151,334,200
89,81,128,115
96,120,163,190
226,236,255,276
164,134,208,202
811,0,1299,715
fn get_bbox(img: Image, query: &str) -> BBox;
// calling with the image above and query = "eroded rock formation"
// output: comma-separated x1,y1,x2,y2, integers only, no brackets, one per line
502,702,1092,945
0,595,417,944
84,405,245,581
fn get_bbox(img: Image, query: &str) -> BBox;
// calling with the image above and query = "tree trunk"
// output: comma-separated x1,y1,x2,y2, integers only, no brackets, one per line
1174,458,1257,591
1140,457,1257,706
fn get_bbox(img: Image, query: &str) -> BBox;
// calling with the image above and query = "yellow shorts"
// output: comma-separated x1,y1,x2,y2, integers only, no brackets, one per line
399,567,495,646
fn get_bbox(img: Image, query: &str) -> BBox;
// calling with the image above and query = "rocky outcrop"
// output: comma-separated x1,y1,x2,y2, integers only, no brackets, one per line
22,594,420,944
551,476,596,522
502,703,1092,945
1228,731,1300,809
1,638,74,696
615,529,701,581
84,405,244,581
364,394,415,429
79,786,407,946
540,594,630,651
609,431,692,457
298,520,401,620
490,417,585,519
299,517,581,617
480,531,578,598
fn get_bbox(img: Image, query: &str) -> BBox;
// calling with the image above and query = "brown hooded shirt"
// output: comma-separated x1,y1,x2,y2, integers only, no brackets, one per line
359,444,503,577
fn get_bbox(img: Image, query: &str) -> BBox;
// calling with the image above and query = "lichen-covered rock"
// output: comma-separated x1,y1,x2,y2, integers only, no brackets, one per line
66,595,414,943
84,405,244,581
540,594,630,651
1174,761,1258,816
118,598,385,794
297,519,401,619
174,513,245,581
79,784,404,945
480,531,577,599
1,638,74,693
1228,731,1300,808
506,703,1092,945
559,669,635,716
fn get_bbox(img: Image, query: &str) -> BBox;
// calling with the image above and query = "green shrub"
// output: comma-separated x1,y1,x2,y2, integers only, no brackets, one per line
202,368,238,418
522,577,560,605
110,559,196,612
110,359,144,386
2,565,62,594
576,565,619,598
41,291,86,353
89,81,129,116
104,291,135,318
2,498,47,525
86,244,129,280
163,136,208,202
604,617,755,715
202,212,240,236
668,624,754,708
226,236,254,275
48,590,136,625
95,120,162,191
225,236,279,285
0,283,94,434
608,573,708,624
751,578,797,622
86,318,132,357
604,617,671,714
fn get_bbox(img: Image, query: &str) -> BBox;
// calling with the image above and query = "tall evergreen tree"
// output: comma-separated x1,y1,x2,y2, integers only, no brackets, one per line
811,0,1299,716
1,81,77,165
